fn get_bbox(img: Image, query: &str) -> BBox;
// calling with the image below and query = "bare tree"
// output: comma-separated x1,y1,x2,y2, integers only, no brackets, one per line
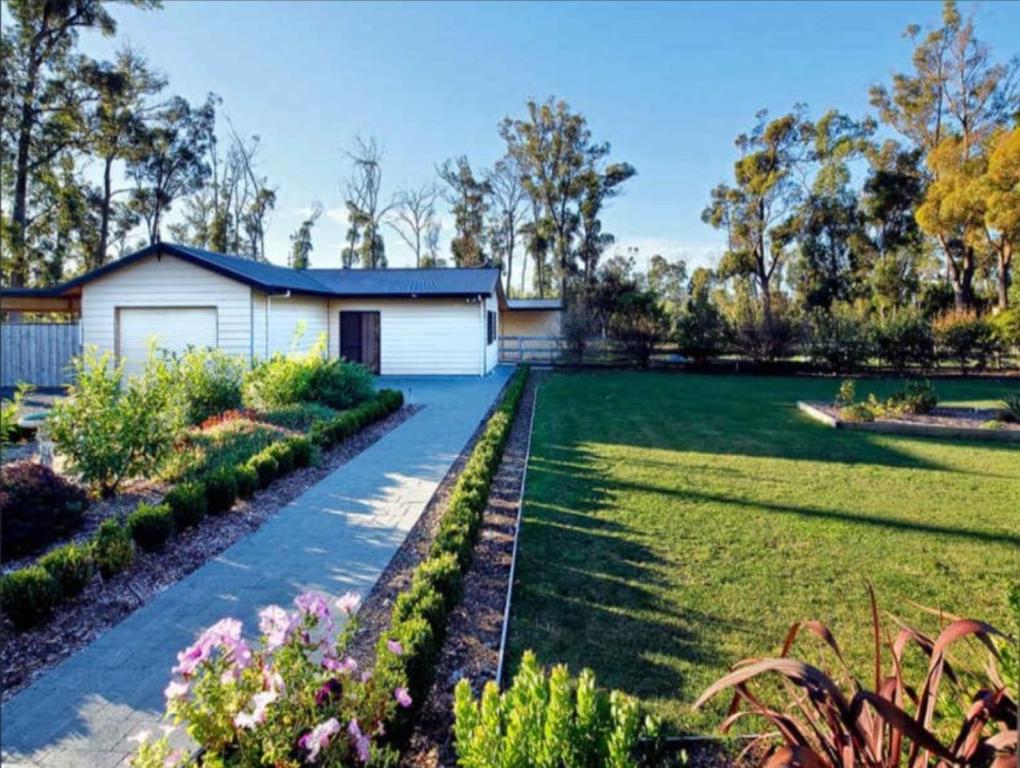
343,135,393,268
486,156,526,296
423,217,444,267
387,183,439,267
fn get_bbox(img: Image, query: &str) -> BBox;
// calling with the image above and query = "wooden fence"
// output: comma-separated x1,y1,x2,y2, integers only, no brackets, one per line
0,322,81,387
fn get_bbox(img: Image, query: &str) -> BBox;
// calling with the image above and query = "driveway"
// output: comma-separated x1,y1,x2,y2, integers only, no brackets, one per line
1,367,513,767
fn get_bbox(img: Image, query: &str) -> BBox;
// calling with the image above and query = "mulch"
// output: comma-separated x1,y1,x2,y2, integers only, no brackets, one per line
813,403,1020,432
0,404,420,702
398,373,540,768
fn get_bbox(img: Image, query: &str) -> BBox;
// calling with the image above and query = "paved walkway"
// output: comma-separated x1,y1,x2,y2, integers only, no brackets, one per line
1,368,513,767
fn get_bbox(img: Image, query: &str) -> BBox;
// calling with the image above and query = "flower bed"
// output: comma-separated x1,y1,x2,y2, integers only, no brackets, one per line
133,367,529,765
0,391,404,635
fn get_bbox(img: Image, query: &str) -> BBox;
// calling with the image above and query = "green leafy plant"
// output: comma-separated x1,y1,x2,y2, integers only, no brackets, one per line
453,650,659,768
834,379,856,409
161,418,284,482
164,480,207,530
233,463,259,499
872,309,934,374
48,347,185,495
285,436,314,468
92,518,135,577
884,380,938,415
0,382,32,446
695,589,1018,768
0,565,62,630
0,460,88,559
933,310,1001,373
1002,391,1020,422
264,440,294,475
38,542,94,597
203,466,238,514
168,347,245,426
127,502,175,552
246,451,278,489
808,305,874,373
258,402,338,430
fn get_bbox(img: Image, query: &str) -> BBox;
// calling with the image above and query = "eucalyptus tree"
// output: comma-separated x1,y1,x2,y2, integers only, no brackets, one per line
127,94,215,244
289,202,322,270
485,157,526,294
342,136,390,268
438,156,491,267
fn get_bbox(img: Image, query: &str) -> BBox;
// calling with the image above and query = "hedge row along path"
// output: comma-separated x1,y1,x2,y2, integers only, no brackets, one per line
1,368,514,768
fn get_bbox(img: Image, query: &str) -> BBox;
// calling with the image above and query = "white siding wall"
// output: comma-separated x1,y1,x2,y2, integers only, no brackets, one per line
501,310,562,337
81,253,252,362
326,297,486,375
252,291,329,359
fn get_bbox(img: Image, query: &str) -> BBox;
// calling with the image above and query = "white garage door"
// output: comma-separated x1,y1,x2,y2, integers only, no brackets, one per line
117,307,218,376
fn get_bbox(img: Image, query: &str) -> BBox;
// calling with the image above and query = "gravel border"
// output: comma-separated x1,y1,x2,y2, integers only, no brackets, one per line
0,404,420,702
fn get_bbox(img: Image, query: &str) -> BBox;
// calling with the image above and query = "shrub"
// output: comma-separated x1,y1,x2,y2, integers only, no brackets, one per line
38,542,94,598
127,503,175,552
265,441,294,475
990,308,1020,354
162,418,283,482
453,650,658,767
133,591,404,767
246,452,278,489
92,519,135,578
310,390,403,449
0,461,88,560
170,347,245,426
0,383,31,446
884,379,938,415
695,590,1017,768
807,304,874,373
725,295,800,362
48,347,185,495
872,309,934,374
233,463,259,499
0,566,61,630
203,466,238,514
675,277,727,364
933,310,1000,372
834,379,856,409
258,402,337,430
242,335,373,410
286,436,314,468
164,481,207,529
607,290,669,367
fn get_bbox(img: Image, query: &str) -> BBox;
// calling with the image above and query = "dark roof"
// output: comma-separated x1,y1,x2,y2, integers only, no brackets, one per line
309,267,500,297
506,298,563,311
1,243,503,300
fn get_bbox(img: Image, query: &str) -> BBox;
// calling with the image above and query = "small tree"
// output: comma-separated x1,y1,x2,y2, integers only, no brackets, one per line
561,297,593,364
608,290,667,367
675,268,727,364
48,347,184,496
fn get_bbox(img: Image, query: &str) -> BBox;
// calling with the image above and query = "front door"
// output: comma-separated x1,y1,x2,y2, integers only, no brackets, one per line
339,311,381,373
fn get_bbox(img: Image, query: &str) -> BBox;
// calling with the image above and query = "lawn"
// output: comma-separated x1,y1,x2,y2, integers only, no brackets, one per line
507,372,1020,734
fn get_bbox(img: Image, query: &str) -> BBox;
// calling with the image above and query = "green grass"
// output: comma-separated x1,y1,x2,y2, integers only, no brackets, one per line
507,372,1020,734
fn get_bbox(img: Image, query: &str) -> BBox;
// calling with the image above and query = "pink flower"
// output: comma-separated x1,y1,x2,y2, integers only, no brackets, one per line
335,592,360,615
300,717,341,761
295,591,334,632
164,680,189,701
262,667,285,694
164,750,184,768
394,686,412,708
386,638,403,656
259,605,298,651
347,719,371,764
234,690,278,729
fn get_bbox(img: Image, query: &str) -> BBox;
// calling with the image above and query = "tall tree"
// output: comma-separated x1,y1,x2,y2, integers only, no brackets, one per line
438,156,491,267
646,253,688,316
486,157,526,294
127,94,215,244
387,183,439,268
981,128,1019,309
289,202,322,270
702,108,813,327
871,0,1018,309
0,0,136,285
81,47,165,270
576,160,636,283
342,136,390,268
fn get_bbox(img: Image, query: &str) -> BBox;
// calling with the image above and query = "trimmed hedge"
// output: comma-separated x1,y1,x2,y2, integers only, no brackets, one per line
127,503,175,552
310,389,404,449
93,519,135,578
247,451,278,489
165,481,207,529
234,463,259,499
204,466,238,514
38,542,94,598
0,566,61,630
374,366,529,735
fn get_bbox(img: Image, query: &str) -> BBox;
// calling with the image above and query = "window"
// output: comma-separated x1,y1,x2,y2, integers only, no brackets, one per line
487,310,496,345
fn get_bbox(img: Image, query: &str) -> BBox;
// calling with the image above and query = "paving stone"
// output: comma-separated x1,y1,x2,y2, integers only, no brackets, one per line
1,370,512,767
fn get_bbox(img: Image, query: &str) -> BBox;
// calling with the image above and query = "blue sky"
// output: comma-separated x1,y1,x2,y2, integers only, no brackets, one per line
77,0,1020,275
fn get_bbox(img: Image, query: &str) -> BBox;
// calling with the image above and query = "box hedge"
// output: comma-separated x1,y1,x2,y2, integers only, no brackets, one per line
127,503,175,552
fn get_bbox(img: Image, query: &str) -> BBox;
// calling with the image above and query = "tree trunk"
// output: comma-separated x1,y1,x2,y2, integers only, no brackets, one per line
997,242,1012,311
505,225,514,299
9,59,42,287
95,155,115,271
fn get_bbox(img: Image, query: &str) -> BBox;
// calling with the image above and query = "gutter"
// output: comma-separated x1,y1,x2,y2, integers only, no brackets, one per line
495,381,538,689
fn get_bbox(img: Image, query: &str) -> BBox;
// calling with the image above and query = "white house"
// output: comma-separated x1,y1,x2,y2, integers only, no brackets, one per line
0,243,562,377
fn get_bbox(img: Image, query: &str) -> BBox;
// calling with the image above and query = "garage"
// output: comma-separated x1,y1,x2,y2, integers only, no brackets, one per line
116,306,218,375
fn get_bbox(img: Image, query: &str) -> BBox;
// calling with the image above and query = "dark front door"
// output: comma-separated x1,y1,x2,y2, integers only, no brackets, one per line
339,311,380,373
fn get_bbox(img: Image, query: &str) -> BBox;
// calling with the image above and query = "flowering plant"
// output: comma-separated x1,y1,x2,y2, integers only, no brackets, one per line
133,590,410,767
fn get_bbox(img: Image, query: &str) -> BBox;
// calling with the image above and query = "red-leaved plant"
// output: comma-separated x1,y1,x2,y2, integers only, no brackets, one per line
696,588,1017,768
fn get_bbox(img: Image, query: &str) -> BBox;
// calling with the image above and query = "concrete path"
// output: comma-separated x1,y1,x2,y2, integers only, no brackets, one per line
1,368,513,767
